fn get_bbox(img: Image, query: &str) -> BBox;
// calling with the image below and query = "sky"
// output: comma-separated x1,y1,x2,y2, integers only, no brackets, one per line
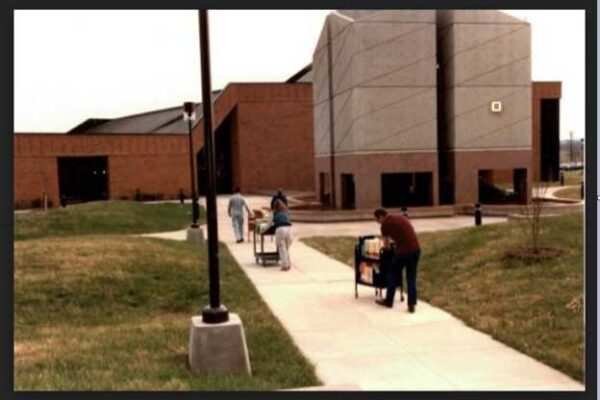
14,9,585,139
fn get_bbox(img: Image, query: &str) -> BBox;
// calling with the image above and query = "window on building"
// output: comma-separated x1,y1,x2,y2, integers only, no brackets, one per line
381,172,433,208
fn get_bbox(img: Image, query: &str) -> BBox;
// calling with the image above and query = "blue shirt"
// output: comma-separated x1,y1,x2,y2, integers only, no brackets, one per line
272,211,292,228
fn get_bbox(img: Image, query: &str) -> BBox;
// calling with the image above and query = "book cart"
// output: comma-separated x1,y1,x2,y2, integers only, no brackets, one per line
354,235,404,301
252,221,280,267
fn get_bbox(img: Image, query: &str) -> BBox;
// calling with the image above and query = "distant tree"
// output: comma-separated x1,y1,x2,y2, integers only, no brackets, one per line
521,180,550,254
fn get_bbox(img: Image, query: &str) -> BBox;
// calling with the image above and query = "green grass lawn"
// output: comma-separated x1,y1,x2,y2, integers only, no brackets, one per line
302,213,584,382
14,236,320,390
553,186,583,201
562,170,584,186
14,201,205,241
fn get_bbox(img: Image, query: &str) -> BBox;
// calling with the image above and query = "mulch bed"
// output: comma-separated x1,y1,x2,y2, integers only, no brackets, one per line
503,246,567,264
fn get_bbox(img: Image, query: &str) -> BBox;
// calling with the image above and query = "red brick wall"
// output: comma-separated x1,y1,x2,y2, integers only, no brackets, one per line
14,134,189,208
108,155,190,200
15,83,315,208
14,156,59,208
192,83,315,193
236,98,314,192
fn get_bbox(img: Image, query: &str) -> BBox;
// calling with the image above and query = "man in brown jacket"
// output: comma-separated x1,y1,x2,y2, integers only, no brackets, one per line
374,208,421,313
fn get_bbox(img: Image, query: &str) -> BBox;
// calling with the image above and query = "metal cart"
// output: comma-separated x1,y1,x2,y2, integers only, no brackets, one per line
354,235,404,301
253,222,280,267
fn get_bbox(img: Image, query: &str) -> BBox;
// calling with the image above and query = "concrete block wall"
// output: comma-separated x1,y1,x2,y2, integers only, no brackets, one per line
312,10,439,209
436,10,533,204
437,10,532,150
313,10,438,156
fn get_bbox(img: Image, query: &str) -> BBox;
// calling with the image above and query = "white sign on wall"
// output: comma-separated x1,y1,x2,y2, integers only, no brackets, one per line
490,100,503,113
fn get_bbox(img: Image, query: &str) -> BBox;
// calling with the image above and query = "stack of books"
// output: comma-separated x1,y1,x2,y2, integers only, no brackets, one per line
362,238,382,259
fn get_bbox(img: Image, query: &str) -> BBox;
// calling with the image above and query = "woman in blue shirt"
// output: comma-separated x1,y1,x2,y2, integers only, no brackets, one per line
270,199,293,271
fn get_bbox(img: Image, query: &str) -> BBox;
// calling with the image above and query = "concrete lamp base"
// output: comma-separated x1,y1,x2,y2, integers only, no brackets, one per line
186,226,204,244
188,313,252,375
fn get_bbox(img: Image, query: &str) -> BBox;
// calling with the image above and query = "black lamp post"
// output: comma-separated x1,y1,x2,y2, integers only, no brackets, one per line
199,10,228,324
183,102,200,227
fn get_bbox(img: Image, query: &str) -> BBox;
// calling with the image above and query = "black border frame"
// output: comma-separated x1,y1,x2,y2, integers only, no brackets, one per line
2,0,596,399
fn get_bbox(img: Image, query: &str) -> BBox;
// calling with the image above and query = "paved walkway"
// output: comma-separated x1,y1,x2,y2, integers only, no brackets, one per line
144,196,584,391
535,185,584,203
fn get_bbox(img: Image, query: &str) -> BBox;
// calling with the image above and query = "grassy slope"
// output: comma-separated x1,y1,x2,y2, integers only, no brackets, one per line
14,201,205,240
14,236,319,390
302,214,584,381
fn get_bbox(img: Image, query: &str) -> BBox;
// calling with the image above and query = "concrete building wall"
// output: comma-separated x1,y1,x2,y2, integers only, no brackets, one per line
313,10,438,156
316,152,439,209
438,10,531,150
437,10,532,204
312,10,439,209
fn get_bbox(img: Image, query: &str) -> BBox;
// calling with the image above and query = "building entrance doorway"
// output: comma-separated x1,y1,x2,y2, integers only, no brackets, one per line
540,99,560,182
381,172,433,207
478,168,528,204
57,156,109,204
318,172,331,208
341,173,356,210
197,112,234,195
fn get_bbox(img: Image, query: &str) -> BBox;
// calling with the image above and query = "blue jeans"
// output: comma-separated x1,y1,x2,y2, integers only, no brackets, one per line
385,250,420,306
231,215,244,241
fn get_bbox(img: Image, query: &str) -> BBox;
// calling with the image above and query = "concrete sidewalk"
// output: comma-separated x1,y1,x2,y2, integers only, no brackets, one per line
146,195,584,391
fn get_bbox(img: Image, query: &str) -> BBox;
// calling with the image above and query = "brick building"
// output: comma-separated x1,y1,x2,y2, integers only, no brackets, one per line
14,10,561,210
15,83,314,208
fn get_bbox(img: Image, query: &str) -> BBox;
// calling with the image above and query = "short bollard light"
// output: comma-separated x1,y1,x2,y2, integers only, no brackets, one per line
179,188,185,205
475,202,482,226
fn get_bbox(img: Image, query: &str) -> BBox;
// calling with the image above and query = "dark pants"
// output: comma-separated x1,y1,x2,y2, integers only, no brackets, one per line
385,250,421,306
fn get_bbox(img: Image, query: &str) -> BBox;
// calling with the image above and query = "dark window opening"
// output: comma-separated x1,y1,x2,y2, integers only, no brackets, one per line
381,172,433,208
478,169,527,205
540,99,560,182
319,172,331,208
58,156,109,204
341,173,356,210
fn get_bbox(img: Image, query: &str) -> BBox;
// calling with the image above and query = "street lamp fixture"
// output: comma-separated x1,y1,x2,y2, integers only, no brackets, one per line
183,101,200,228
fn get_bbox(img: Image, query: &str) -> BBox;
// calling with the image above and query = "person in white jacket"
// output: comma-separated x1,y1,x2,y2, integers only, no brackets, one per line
227,188,251,243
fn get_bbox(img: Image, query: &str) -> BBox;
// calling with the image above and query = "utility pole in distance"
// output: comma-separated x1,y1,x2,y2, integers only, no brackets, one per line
326,18,336,209
569,130,574,164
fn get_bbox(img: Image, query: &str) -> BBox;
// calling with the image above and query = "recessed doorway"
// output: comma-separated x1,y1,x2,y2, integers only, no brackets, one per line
57,156,109,204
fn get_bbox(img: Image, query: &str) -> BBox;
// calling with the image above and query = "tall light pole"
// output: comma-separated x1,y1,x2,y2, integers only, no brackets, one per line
183,102,200,227
199,10,228,324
